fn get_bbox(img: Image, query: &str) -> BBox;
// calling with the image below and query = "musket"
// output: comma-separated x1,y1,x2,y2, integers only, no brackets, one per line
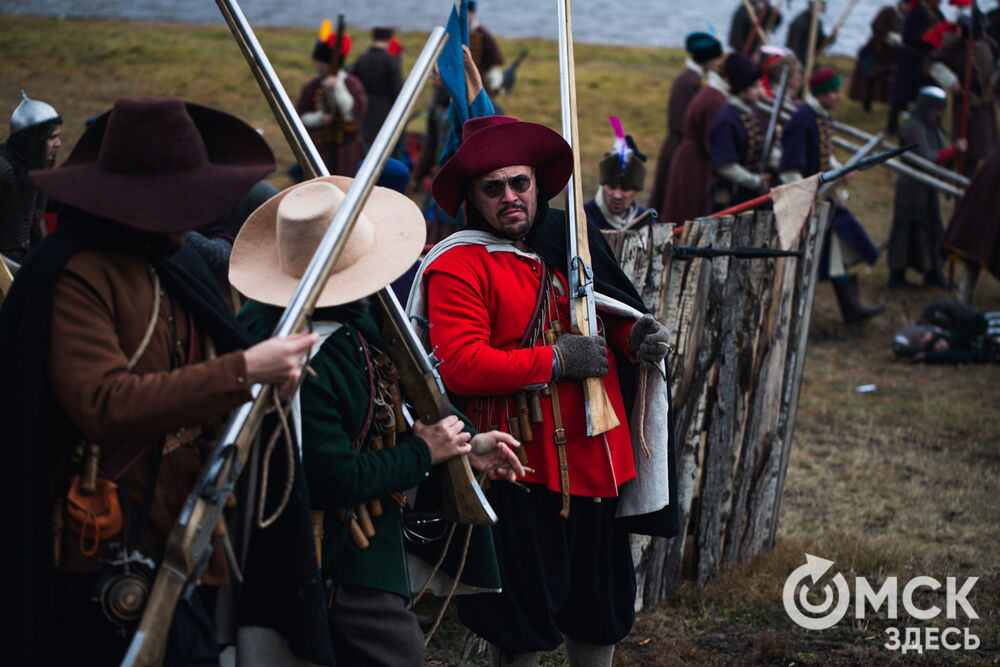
759,64,790,173
622,208,657,231
710,143,917,218
818,0,861,56
331,13,347,76
753,98,971,187
832,134,965,197
802,0,822,98
220,1,492,526
502,49,530,95
739,0,771,53
119,11,452,667
673,245,803,260
557,0,619,437
0,254,14,306
816,130,883,199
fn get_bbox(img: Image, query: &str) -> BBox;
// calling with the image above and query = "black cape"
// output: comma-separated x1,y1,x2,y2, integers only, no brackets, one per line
0,210,333,665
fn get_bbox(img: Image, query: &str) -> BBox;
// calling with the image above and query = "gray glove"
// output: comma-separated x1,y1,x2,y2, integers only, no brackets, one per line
552,334,608,381
627,314,672,366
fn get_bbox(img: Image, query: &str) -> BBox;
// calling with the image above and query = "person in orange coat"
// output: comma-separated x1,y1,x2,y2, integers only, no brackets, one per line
0,97,324,665
407,115,677,666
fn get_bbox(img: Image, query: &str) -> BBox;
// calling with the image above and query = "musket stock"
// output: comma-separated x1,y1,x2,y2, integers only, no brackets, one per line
374,288,496,524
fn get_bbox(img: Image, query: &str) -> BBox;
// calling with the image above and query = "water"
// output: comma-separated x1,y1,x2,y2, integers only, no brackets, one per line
3,0,995,56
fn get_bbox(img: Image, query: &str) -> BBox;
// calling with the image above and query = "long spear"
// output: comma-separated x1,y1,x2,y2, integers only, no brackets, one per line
802,0,822,95
740,0,771,53
818,0,861,56
556,0,619,437
955,2,977,176
743,0,771,54
710,143,916,218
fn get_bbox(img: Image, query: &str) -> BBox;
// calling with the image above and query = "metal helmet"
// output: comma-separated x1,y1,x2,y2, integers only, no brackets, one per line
10,90,60,135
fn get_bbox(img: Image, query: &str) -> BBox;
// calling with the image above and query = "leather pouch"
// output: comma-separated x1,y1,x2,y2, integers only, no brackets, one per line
66,475,124,556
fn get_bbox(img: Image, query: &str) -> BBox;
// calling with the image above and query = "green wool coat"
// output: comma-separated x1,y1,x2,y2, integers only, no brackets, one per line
240,301,431,599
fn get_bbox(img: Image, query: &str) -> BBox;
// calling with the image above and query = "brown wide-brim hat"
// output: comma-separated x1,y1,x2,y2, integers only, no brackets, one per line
229,176,425,308
432,115,574,218
30,97,275,233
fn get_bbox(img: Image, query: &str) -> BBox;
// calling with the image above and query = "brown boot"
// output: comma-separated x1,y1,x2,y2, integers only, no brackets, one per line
832,275,884,323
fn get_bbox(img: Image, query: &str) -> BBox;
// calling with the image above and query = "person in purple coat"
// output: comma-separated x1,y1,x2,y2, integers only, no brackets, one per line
647,32,724,210
779,69,885,323
584,133,649,230
708,55,772,212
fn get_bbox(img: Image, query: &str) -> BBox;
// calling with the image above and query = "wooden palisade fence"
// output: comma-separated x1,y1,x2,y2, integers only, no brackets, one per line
602,202,831,610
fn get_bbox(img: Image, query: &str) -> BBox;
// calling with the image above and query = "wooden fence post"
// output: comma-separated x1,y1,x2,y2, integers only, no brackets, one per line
603,202,829,609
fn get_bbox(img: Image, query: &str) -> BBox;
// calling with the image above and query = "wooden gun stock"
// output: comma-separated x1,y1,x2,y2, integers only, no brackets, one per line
373,289,496,526
557,0,620,438
119,561,187,667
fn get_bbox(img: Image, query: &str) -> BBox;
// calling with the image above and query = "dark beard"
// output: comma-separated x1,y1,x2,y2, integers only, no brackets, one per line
464,195,542,240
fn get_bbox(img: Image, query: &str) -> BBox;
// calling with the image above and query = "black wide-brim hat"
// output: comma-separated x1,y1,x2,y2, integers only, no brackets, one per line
432,115,573,219
30,97,275,233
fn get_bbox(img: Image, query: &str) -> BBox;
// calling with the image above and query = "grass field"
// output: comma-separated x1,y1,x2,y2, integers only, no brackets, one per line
2,13,997,665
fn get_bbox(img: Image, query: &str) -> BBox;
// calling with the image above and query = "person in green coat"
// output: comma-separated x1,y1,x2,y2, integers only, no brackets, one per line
230,173,524,666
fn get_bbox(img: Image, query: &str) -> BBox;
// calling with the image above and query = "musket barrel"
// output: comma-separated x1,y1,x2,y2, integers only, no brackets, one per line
831,135,964,198
816,131,883,198
122,11,448,667
830,118,970,187
753,99,970,189
759,65,789,173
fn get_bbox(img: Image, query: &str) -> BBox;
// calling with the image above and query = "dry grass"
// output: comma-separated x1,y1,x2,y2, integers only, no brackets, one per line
3,13,998,664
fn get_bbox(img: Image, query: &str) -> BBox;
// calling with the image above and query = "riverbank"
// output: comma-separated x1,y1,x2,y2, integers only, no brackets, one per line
3,14,998,665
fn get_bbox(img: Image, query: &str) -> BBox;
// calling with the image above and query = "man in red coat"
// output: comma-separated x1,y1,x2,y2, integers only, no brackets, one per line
407,115,677,666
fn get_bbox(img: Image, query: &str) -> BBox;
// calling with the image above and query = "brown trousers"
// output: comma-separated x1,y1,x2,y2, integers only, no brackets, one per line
328,584,424,667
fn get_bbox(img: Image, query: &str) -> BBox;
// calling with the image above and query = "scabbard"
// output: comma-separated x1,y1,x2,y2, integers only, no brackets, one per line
543,327,571,518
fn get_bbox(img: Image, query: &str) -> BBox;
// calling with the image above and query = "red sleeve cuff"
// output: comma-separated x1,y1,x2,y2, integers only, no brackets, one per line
936,146,957,165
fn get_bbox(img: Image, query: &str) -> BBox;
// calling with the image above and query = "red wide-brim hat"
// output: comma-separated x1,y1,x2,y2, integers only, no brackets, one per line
432,115,574,219
30,97,275,233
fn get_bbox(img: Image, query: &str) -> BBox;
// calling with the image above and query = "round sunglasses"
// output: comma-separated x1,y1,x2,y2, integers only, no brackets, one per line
471,173,534,199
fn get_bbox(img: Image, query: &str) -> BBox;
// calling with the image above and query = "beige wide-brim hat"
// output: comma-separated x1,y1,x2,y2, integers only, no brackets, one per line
229,175,425,307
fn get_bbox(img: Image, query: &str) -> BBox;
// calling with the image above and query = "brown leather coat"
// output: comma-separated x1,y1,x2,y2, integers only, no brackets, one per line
48,249,252,582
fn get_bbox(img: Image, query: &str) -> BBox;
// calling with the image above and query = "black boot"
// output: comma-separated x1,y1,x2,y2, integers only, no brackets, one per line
888,270,918,290
832,275,884,323
923,270,949,288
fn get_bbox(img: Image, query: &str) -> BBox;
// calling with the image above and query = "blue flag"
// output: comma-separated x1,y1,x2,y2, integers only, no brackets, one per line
437,0,495,167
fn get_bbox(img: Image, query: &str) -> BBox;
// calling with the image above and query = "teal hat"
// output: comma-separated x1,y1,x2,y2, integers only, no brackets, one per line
685,32,723,64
